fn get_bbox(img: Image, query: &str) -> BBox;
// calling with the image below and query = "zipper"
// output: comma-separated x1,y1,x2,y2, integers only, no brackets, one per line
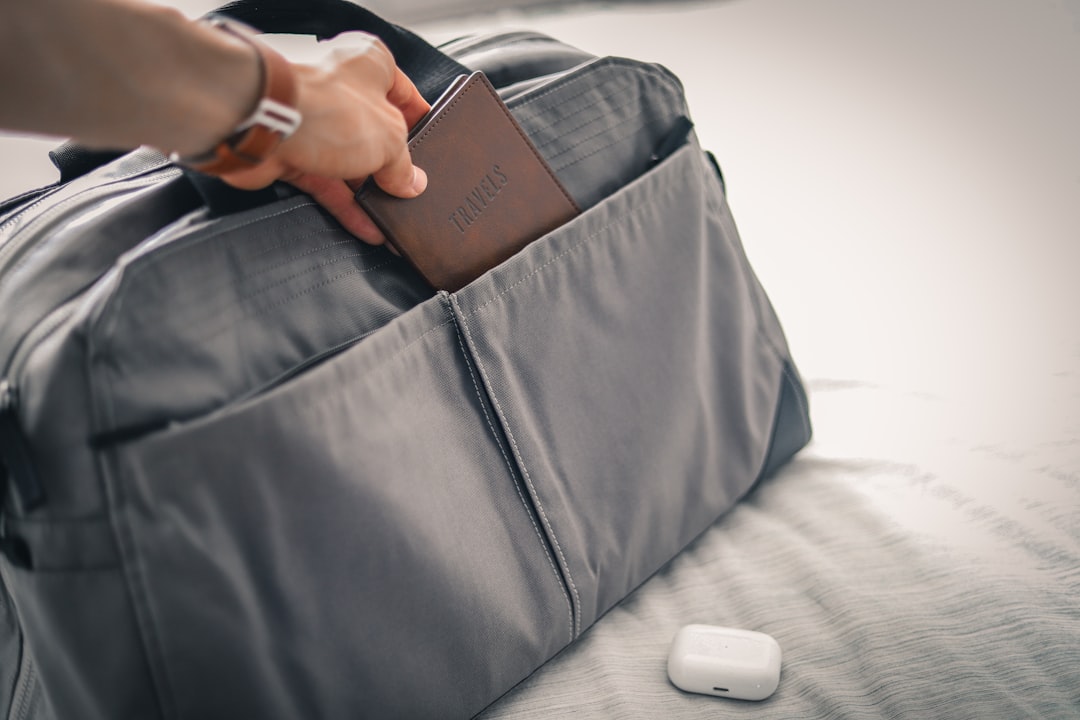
0,183,59,226
0,570,37,720
0,173,169,282
0,147,167,242
0,162,181,528
0,380,42,519
10,644,38,720
0,379,39,569
2,295,80,382
0,301,77,528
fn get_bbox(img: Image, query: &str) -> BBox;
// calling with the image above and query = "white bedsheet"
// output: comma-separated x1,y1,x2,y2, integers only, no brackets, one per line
479,375,1080,717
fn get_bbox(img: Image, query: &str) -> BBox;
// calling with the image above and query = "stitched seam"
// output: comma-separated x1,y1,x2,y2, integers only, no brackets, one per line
115,311,453,442
112,200,320,290
459,184,662,320
89,303,446,719
237,232,361,277
511,58,635,111
138,232,362,330
0,160,173,236
183,250,369,335
510,60,618,110
455,145,705,321
551,122,654,177
242,227,362,263
548,91,690,175
0,184,55,217
447,300,574,644
455,307,582,638
1,172,160,246
196,260,395,345
531,80,639,151
545,105,651,165
94,201,319,357
371,316,453,375
0,175,166,278
512,58,681,114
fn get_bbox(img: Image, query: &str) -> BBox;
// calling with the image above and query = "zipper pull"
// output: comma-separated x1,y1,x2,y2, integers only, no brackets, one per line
0,379,45,513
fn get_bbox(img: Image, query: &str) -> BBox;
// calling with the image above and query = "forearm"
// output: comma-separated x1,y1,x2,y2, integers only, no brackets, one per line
1,3,430,244
0,0,260,155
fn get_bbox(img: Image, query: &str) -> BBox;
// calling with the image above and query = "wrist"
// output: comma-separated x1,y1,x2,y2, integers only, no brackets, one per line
0,0,265,151
169,14,263,157
171,17,302,176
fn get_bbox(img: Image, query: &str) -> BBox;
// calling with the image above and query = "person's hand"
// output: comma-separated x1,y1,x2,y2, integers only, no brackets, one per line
217,33,430,245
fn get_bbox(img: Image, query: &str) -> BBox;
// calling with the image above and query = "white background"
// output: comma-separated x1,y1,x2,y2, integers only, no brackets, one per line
3,0,1078,428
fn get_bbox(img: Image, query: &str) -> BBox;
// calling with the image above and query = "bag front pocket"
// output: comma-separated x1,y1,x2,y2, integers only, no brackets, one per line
101,297,574,720
449,140,791,630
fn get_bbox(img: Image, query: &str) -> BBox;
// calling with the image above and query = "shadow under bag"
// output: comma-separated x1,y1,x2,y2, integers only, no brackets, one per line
0,1,811,717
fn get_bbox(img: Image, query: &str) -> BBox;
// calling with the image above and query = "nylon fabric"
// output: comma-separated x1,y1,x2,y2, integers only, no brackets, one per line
0,20,810,720
449,143,786,627
105,298,572,720
86,198,432,438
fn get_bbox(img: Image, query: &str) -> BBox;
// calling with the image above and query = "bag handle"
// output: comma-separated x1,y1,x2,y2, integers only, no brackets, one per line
50,0,468,208
216,0,468,103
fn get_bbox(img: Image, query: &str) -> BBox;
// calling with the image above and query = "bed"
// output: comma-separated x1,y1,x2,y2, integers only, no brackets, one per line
1,0,1077,717
478,377,1080,717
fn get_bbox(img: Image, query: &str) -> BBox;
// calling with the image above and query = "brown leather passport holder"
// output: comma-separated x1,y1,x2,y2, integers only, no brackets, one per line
355,71,580,292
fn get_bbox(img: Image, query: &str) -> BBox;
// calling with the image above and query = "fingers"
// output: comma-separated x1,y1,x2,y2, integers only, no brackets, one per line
217,157,286,190
372,148,427,199
322,36,429,196
376,67,428,198
387,67,430,129
287,174,388,245
209,33,429,229
317,32,391,79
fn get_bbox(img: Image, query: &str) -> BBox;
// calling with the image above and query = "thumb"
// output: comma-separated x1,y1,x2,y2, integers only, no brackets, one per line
216,157,286,190
372,147,427,199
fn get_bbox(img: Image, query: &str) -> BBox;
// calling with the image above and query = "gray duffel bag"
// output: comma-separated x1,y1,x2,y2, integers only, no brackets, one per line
0,1,811,717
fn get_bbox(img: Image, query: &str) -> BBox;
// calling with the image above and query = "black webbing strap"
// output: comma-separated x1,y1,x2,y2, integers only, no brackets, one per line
216,0,468,104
